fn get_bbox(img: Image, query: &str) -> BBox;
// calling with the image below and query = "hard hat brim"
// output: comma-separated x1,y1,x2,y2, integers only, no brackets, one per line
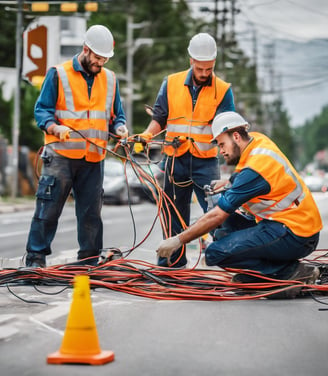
210,124,250,142
85,43,114,58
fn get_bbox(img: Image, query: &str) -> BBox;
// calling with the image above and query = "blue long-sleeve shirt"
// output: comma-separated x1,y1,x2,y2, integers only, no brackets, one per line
34,55,126,133
217,167,312,243
152,69,235,128
218,168,271,214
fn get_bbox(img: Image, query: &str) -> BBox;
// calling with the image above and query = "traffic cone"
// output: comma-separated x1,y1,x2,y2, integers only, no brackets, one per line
47,275,115,365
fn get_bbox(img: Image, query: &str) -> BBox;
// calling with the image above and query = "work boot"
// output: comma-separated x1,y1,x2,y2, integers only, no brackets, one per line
232,263,320,299
267,263,319,299
98,248,123,265
288,262,320,283
77,250,100,266
25,252,46,268
232,273,269,284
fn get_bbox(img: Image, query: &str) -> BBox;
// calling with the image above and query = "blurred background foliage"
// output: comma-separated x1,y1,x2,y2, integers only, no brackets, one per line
0,0,326,170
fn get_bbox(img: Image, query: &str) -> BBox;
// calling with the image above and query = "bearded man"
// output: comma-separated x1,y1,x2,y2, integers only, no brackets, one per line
25,25,127,267
157,112,322,297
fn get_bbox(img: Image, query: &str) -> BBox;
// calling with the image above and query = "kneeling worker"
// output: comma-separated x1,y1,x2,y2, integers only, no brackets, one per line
157,112,322,288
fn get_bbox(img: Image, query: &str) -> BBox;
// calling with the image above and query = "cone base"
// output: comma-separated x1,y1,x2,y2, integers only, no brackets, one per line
47,350,115,365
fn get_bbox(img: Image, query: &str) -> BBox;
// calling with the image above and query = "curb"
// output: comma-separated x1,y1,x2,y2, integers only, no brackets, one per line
0,202,35,214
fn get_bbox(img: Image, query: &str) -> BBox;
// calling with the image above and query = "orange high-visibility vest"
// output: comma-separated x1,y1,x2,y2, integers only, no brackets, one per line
164,70,231,158
236,132,322,237
44,60,116,162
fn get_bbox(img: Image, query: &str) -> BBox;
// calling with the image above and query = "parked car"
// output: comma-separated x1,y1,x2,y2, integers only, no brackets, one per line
129,162,164,203
103,158,141,205
303,175,327,192
103,158,164,205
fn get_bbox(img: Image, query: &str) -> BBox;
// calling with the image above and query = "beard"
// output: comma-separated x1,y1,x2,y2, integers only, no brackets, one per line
225,141,241,166
80,54,101,76
193,74,211,86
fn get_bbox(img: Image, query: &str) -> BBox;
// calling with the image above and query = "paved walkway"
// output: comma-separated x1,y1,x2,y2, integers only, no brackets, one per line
0,197,35,214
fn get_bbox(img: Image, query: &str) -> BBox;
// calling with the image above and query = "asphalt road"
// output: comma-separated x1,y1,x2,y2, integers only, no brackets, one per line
1,194,328,376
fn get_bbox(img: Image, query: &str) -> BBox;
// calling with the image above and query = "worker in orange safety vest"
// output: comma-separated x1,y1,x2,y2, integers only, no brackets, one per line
25,25,128,268
138,33,235,268
157,112,322,297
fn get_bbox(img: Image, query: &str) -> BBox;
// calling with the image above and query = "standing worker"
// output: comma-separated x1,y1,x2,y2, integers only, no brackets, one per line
25,25,128,267
157,112,322,296
139,33,235,268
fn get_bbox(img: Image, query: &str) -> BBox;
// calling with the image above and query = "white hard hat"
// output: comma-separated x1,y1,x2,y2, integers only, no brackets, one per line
187,33,217,61
211,112,249,141
84,25,114,58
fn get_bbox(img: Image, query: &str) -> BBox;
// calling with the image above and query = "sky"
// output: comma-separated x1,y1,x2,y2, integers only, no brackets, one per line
236,0,328,42
189,0,328,127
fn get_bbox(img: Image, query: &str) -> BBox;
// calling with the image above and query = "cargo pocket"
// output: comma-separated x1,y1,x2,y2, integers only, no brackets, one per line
36,175,56,200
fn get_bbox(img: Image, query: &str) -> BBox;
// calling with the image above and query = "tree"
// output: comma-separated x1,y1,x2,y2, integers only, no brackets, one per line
19,82,43,151
0,0,287,154
0,80,42,151
89,0,194,133
220,44,264,131
269,98,294,162
0,6,17,68
0,83,13,140
296,105,328,170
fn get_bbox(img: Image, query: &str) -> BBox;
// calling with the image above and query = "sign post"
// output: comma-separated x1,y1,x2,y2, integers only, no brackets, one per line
11,0,23,199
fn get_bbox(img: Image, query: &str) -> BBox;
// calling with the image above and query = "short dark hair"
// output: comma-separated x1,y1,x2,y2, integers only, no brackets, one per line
226,126,250,141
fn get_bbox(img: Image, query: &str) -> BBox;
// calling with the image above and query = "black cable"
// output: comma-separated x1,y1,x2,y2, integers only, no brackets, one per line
6,284,48,305
309,291,328,311
2,260,328,302
141,270,170,287
33,284,70,295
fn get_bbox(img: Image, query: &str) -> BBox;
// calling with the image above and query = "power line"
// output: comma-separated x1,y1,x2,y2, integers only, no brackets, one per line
285,0,328,18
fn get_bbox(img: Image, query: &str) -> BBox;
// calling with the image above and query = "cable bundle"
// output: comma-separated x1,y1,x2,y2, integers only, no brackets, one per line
21,134,328,304
2,257,328,302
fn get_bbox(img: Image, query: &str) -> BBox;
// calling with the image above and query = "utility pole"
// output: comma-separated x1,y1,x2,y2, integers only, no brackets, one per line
213,0,219,43
125,13,134,135
230,0,240,40
251,25,257,70
219,0,240,73
11,0,23,198
263,42,276,136
219,0,228,72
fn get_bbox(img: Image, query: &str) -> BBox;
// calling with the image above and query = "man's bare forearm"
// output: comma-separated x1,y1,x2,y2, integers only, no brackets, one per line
144,120,162,135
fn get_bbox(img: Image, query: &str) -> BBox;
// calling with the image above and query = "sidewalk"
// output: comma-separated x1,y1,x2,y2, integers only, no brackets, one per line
0,197,35,214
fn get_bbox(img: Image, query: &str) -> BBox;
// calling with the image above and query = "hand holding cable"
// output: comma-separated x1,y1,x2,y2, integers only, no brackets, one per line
134,132,153,153
209,179,231,193
156,235,182,259
116,125,129,138
47,124,71,141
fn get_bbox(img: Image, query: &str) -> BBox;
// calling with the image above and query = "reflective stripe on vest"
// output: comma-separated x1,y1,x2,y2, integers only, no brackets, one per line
164,70,231,158
55,65,114,123
166,122,214,151
246,147,305,216
237,132,322,236
45,61,115,162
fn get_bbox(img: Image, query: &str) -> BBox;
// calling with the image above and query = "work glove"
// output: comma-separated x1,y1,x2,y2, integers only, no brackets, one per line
210,179,231,193
48,124,71,141
116,125,129,138
157,235,182,259
134,132,153,153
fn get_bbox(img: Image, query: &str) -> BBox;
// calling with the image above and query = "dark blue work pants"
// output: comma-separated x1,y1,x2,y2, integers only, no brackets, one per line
206,212,320,278
26,148,104,260
158,152,220,267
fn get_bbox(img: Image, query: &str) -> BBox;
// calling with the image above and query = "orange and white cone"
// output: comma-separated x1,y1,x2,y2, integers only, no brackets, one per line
47,275,114,365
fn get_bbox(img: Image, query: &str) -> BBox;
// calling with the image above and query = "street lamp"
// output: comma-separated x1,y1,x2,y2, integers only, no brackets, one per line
125,15,152,134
